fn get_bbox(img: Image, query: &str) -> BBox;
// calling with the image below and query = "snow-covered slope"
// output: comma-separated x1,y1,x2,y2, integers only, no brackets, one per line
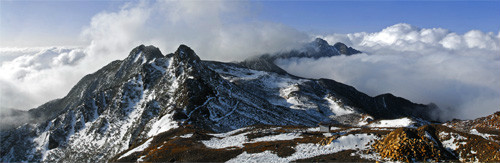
1,44,438,162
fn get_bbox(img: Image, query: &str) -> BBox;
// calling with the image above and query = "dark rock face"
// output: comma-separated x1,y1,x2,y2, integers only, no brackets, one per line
239,55,289,75
333,42,361,55
1,44,437,162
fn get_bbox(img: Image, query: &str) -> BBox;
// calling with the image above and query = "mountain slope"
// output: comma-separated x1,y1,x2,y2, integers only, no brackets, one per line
1,44,436,162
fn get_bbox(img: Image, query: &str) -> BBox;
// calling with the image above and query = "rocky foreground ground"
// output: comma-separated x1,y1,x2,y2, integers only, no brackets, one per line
114,113,500,162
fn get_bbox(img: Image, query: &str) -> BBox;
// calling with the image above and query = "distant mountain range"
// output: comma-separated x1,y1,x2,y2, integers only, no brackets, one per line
1,39,498,162
241,38,361,74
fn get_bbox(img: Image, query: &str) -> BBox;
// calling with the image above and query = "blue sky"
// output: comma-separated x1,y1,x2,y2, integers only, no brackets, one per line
1,0,499,47
256,1,500,34
0,0,125,47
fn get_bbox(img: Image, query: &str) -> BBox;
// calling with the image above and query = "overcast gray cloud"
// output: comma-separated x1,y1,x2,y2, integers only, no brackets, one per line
277,24,500,120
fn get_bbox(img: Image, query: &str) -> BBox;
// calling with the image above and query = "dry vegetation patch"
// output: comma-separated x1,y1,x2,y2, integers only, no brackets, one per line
243,140,297,157
371,125,454,162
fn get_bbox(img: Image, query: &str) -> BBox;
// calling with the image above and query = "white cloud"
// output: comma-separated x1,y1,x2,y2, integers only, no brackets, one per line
278,23,500,120
0,47,88,110
81,0,308,66
0,0,309,111
0,47,48,64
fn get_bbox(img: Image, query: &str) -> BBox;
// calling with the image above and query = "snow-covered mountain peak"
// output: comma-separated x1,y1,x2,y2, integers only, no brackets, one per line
313,38,330,48
125,44,163,63
173,44,201,64
302,38,362,57
302,38,338,56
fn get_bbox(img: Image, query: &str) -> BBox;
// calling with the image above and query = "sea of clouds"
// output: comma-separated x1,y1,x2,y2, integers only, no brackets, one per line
277,24,500,120
1,0,498,121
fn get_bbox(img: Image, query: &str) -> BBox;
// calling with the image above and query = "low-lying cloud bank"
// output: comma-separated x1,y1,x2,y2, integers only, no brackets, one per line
0,47,87,111
277,23,500,120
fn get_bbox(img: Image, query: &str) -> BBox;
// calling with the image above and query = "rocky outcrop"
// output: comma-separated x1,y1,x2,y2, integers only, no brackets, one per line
372,124,500,162
371,125,455,162
447,111,500,132
333,42,361,55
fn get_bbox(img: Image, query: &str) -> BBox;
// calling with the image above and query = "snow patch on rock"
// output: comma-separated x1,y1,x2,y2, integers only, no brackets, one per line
227,133,378,162
439,132,467,151
118,138,153,160
470,129,495,140
202,128,302,149
368,117,415,128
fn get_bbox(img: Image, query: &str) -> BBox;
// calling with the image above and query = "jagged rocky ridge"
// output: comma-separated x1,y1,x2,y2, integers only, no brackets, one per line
240,38,361,74
0,42,459,162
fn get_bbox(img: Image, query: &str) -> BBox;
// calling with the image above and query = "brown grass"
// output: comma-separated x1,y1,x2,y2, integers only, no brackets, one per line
243,140,296,157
